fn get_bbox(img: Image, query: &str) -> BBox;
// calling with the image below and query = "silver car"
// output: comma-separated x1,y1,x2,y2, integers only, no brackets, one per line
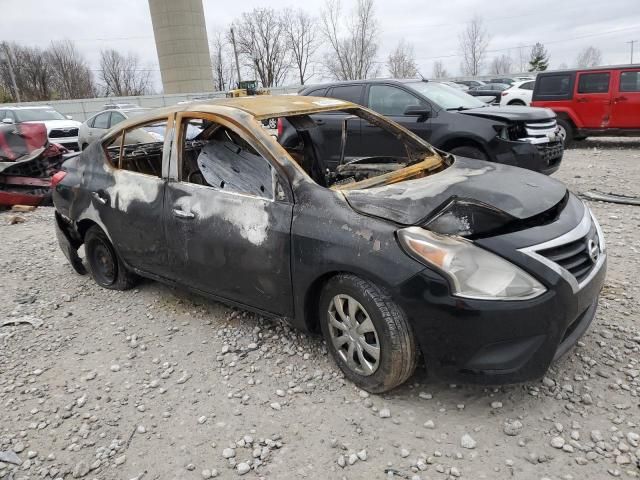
78,108,149,150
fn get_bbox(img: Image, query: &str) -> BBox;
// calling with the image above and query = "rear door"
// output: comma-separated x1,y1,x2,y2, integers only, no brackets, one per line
164,114,294,316
573,71,612,129
610,68,640,129
90,116,170,275
361,83,431,157
309,84,364,169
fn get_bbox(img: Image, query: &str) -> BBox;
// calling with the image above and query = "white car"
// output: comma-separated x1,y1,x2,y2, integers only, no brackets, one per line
499,80,536,106
78,107,149,150
0,106,82,151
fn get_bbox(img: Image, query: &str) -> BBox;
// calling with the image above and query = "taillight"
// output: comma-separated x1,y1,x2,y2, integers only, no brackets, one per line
51,171,67,188
277,118,283,137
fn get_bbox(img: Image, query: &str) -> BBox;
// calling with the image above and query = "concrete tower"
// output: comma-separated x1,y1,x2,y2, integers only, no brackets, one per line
148,0,213,94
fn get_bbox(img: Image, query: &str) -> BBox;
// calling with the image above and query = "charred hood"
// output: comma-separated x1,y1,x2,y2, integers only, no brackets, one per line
458,105,555,123
342,158,567,228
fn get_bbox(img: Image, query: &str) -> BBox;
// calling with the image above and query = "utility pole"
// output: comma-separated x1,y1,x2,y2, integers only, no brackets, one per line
1,43,21,103
627,40,637,64
230,27,242,87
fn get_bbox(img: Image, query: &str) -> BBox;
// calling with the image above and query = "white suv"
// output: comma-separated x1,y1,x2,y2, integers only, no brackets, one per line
499,80,536,107
78,107,149,150
0,106,82,151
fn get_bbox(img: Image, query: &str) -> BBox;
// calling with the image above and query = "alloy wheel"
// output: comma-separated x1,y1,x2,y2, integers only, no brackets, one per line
327,294,380,376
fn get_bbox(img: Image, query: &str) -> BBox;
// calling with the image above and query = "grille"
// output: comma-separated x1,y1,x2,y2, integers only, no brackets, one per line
537,224,599,283
49,128,78,138
524,119,558,137
536,141,564,165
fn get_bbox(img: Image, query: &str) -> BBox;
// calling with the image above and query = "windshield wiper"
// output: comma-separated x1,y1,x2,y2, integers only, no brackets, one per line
446,106,470,111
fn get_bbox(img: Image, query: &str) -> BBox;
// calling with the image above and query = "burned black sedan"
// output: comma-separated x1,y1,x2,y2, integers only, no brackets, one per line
53,96,606,393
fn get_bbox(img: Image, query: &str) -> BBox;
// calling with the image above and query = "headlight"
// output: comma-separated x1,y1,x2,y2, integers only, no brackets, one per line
397,227,546,300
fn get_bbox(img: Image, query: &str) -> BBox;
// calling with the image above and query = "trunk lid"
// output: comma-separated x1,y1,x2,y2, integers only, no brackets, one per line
342,157,567,225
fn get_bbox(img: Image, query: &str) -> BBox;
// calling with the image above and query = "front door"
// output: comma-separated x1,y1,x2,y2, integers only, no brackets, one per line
573,71,612,129
610,69,640,129
361,84,432,157
164,116,294,316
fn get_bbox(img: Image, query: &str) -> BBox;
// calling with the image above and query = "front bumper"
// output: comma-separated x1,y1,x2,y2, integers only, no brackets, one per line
49,136,80,151
392,201,606,384
490,137,564,175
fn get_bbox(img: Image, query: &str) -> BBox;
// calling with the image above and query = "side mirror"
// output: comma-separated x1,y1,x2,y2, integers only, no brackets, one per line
2,118,14,124
66,115,73,120
404,105,432,120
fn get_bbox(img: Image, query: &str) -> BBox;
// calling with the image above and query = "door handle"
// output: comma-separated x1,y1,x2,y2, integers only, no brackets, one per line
315,119,325,125
172,208,195,219
91,190,109,205
576,98,589,103
614,96,628,102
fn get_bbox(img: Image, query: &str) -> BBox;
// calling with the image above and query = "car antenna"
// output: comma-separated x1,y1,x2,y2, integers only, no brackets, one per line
417,71,427,82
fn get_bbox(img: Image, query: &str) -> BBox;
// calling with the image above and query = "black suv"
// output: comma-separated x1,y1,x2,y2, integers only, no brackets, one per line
281,79,563,174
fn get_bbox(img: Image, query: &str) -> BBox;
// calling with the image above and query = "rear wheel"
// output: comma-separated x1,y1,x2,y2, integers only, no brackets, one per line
556,118,574,147
319,274,418,393
449,145,488,161
85,226,138,290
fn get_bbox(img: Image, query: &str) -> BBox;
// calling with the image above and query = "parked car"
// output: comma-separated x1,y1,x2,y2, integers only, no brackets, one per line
78,107,150,150
500,80,536,106
455,80,486,88
488,77,515,85
467,83,511,103
0,106,81,151
531,65,640,145
53,96,605,392
439,81,469,91
284,79,563,174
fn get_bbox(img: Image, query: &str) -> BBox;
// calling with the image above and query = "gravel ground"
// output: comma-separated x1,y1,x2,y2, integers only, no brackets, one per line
1,139,639,480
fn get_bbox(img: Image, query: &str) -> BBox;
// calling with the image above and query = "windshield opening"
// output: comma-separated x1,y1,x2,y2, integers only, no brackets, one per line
278,107,448,190
14,108,67,122
406,82,486,110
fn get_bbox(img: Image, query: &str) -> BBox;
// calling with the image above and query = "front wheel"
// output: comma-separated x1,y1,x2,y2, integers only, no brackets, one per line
85,225,138,290
449,145,488,161
319,274,418,393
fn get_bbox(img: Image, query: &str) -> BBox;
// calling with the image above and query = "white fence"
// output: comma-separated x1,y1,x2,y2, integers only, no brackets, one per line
6,86,301,122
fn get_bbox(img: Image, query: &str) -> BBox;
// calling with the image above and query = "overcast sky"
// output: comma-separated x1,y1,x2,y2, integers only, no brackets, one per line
3,0,639,91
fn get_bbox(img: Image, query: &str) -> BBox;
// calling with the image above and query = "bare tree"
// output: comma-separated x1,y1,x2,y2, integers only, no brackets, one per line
99,49,151,96
283,9,319,85
459,15,489,76
232,8,291,87
432,60,449,79
210,32,235,91
386,40,418,78
47,40,96,99
320,0,380,80
0,42,52,101
576,46,603,68
489,54,513,75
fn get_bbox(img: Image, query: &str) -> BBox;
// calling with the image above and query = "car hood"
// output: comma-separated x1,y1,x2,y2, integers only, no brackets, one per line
342,157,567,225
23,119,81,132
458,105,554,122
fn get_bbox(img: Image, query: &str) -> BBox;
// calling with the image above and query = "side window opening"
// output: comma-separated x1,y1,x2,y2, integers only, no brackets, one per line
180,118,274,200
368,85,422,116
103,119,167,176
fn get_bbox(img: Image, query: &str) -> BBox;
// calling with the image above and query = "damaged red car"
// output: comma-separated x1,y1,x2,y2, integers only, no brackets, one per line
52,96,606,393
1,122,68,207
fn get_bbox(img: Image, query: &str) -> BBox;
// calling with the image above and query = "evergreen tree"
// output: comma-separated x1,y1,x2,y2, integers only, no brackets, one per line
528,43,549,72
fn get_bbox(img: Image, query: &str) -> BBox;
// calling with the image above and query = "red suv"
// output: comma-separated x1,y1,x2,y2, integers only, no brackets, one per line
531,65,640,145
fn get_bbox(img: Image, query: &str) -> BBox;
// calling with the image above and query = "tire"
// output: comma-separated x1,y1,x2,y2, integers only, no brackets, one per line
84,225,138,290
556,118,574,147
508,100,526,106
319,274,418,393
449,145,488,161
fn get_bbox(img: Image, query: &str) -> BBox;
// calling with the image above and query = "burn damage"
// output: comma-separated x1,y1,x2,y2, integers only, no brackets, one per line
0,123,69,207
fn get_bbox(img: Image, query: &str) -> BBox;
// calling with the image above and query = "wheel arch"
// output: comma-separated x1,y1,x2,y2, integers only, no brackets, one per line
439,136,491,158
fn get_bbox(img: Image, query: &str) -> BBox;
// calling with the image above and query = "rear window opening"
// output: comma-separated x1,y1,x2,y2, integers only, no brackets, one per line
278,107,447,190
